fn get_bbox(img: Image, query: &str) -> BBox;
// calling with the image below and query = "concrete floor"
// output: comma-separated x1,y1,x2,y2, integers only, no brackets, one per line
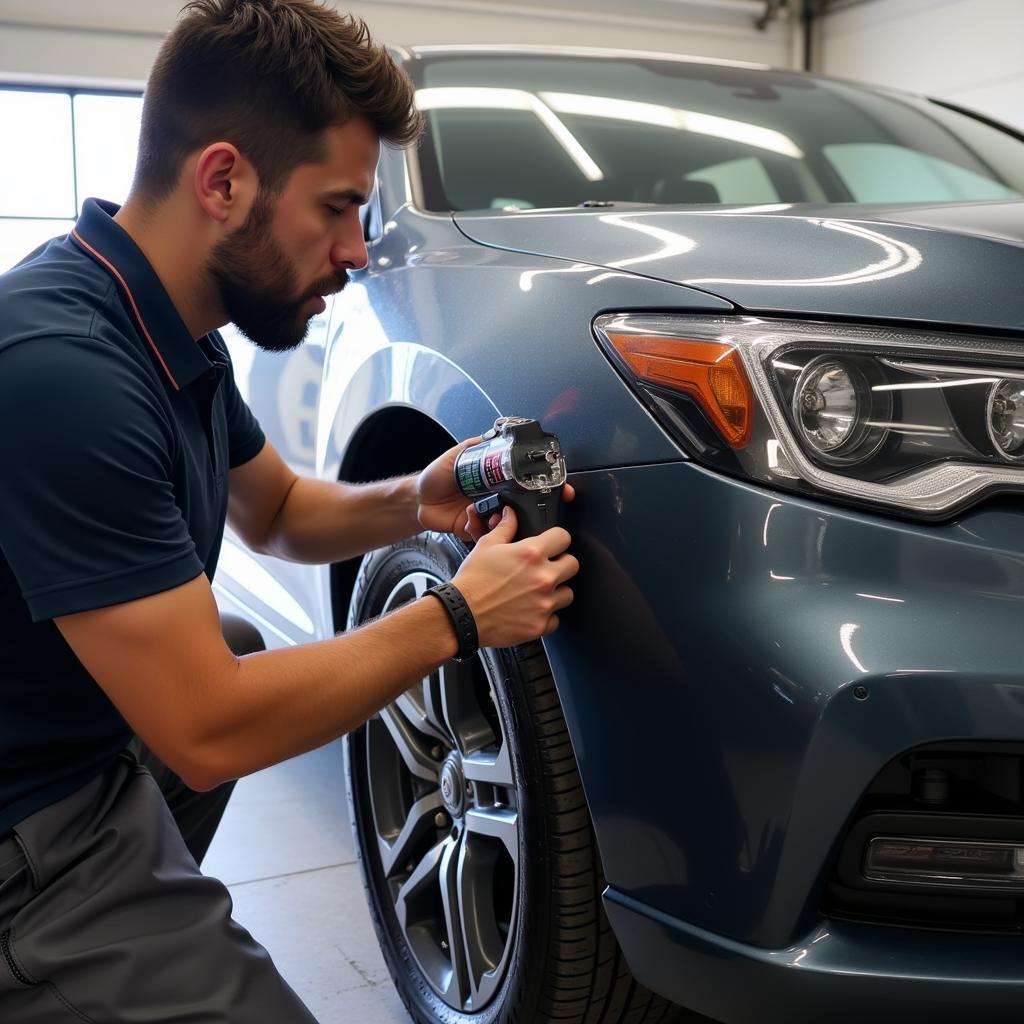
203,740,709,1024
203,739,411,1024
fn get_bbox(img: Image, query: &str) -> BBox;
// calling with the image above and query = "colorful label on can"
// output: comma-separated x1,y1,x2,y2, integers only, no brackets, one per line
457,439,511,497
457,457,486,496
483,449,508,487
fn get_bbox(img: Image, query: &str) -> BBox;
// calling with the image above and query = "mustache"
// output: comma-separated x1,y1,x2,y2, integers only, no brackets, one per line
305,271,349,301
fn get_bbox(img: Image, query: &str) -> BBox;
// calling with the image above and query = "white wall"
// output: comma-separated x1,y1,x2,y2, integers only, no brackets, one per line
819,0,1024,129
0,0,794,87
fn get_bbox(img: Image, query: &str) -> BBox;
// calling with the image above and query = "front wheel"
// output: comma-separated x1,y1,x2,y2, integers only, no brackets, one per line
344,532,682,1024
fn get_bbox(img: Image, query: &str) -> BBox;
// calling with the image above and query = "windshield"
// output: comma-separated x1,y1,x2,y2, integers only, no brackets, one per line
411,55,1024,212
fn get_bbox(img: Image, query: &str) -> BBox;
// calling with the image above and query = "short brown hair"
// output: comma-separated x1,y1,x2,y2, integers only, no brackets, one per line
134,0,422,201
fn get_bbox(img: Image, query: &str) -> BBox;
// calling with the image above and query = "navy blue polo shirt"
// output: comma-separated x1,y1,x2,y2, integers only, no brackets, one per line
0,198,265,836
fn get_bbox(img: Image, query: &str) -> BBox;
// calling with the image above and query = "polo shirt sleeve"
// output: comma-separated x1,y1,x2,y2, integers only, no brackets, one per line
0,336,205,622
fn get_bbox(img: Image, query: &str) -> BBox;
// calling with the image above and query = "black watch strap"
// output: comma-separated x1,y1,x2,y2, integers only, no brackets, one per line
426,582,479,662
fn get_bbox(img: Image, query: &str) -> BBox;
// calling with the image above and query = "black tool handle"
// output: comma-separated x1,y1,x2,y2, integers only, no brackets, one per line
473,491,560,539
504,491,561,540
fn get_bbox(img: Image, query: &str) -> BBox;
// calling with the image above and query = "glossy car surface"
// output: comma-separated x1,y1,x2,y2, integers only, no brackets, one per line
215,46,1024,1023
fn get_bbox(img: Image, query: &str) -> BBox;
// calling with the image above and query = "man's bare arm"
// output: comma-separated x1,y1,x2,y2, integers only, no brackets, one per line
56,572,457,791
55,510,577,791
227,439,420,563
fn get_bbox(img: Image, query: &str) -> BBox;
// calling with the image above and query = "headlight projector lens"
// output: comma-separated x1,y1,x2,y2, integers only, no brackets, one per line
791,356,888,465
986,379,1024,461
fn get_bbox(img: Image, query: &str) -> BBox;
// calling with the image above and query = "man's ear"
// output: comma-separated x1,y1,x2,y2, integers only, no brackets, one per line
193,142,258,225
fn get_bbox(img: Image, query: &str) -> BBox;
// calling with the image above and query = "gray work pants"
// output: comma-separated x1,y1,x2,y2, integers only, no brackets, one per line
0,615,318,1022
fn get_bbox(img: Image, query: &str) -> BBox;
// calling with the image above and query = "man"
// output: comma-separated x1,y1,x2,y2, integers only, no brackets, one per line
0,1,578,1020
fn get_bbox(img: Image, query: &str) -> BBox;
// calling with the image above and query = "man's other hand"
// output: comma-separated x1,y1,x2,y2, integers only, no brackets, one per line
415,437,482,538
417,437,575,542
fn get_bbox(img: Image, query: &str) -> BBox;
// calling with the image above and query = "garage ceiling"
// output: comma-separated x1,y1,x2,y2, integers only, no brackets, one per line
0,0,785,36
0,0,794,84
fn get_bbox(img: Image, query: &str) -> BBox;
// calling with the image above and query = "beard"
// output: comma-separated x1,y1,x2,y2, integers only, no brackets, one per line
206,192,348,353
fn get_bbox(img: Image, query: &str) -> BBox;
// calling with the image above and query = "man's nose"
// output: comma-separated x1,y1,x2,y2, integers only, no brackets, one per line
330,223,368,272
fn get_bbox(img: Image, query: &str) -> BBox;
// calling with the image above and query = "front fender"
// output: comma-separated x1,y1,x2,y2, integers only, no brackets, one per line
317,341,498,484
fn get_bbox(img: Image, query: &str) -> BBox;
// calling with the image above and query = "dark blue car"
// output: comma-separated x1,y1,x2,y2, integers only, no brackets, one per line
214,46,1024,1024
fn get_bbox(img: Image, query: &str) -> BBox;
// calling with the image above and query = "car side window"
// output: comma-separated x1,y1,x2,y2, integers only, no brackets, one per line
824,143,1021,203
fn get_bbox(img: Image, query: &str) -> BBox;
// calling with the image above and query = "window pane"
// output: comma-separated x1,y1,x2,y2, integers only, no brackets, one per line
0,219,74,273
415,56,1024,211
825,143,1021,203
0,91,75,218
922,102,1024,194
687,157,780,204
74,94,144,210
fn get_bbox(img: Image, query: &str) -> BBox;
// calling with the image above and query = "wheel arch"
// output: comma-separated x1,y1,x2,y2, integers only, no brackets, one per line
318,337,499,634
329,406,456,633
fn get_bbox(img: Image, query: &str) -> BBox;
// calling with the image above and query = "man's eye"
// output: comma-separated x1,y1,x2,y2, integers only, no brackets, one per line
326,204,344,217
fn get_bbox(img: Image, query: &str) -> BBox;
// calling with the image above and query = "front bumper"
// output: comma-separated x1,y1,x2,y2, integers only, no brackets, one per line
545,459,1024,1020
605,889,1024,1023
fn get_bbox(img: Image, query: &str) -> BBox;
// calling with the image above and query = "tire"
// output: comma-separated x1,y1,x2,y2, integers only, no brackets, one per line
344,532,682,1024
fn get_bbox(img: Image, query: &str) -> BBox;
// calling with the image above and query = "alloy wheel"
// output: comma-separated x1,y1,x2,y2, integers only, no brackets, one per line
363,570,520,1013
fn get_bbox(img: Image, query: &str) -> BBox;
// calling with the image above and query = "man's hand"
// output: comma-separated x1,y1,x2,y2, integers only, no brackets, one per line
416,437,482,539
452,507,578,646
417,437,575,542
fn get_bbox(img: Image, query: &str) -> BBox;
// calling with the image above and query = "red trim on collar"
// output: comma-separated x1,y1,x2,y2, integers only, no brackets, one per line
71,229,180,391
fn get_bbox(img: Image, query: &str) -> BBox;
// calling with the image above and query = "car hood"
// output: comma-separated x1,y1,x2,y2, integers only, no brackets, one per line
453,201,1024,333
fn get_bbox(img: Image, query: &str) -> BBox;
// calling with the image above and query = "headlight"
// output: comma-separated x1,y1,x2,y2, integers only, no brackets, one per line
792,356,890,464
594,313,1024,517
987,380,1024,461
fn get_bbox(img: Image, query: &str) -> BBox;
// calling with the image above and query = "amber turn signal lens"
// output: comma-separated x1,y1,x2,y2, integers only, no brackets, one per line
605,333,754,447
